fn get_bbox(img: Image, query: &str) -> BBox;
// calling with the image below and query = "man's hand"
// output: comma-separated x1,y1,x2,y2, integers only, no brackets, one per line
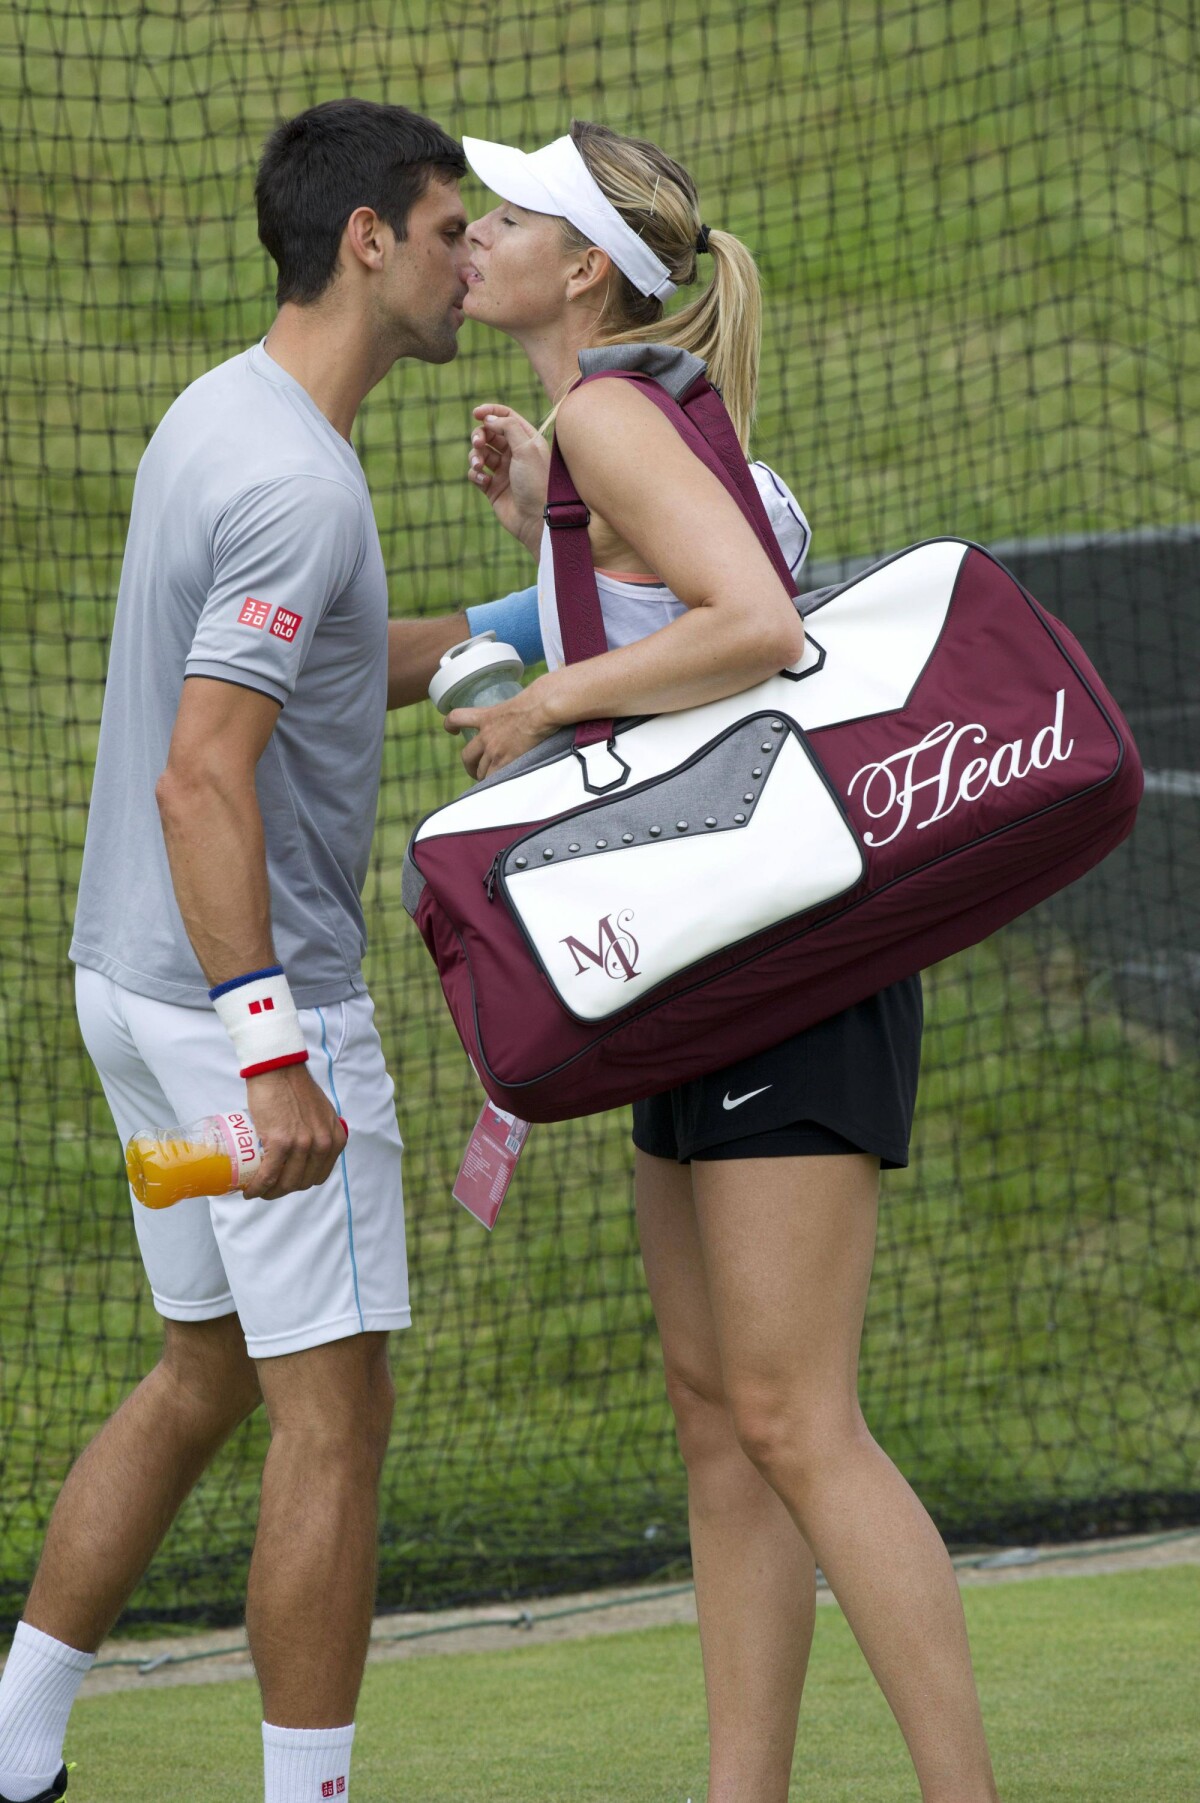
468,403,549,557
243,1064,347,1200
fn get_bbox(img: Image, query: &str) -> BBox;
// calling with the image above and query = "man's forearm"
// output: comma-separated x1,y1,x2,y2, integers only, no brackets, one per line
387,589,545,710
156,762,276,987
387,614,469,708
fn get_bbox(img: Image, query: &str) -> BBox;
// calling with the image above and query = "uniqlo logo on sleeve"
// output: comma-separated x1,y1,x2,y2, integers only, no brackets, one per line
270,606,303,642
321,1786,333,1800
238,597,270,630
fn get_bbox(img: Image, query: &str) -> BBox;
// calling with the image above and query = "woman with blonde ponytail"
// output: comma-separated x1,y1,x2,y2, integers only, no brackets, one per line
450,121,1002,1803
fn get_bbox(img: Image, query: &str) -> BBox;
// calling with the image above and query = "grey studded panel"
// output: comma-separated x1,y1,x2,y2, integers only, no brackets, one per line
502,714,794,874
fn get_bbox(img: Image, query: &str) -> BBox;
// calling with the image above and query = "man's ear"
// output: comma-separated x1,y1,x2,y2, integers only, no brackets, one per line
342,206,390,274
565,244,612,302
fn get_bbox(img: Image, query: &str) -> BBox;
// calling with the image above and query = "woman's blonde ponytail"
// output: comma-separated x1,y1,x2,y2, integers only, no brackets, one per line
558,121,763,449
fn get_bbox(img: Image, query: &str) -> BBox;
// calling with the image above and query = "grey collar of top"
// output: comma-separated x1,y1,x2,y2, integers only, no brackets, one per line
576,343,707,400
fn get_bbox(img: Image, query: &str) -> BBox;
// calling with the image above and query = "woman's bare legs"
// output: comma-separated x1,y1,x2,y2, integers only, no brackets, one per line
636,1151,816,1803
690,1151,1000,1803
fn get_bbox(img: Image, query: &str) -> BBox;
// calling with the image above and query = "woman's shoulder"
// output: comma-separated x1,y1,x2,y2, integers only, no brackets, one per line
553,376,697,482
555,370,661,436
559,343,708,435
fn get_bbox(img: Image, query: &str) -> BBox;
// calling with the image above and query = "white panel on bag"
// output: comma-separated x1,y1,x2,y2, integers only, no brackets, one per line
503,734,864,1021
415,686,775,841
414,539,967,843
788,539,966,730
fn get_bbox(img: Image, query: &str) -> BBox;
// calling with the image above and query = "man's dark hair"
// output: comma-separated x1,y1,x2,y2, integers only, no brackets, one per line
256,98,467,305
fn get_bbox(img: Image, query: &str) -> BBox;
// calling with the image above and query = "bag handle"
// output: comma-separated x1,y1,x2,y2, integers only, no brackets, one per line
544,370,799,749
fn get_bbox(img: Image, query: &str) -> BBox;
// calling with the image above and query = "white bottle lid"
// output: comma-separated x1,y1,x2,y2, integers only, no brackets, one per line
428,631,525,716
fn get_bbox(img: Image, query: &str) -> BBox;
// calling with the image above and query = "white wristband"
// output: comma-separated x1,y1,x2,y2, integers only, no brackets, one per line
208,965,308,1079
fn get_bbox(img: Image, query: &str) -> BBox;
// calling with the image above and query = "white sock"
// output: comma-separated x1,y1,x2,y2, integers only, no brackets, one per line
0,1622,94,1801
262,1722,355,1803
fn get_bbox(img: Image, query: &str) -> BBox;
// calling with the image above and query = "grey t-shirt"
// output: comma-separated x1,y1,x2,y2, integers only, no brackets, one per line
70,342,389,1008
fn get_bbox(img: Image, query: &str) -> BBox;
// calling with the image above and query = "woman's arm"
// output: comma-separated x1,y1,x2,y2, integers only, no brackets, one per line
449,380,806,777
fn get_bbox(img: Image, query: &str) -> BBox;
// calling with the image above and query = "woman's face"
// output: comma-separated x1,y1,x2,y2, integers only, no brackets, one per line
464,200,587,333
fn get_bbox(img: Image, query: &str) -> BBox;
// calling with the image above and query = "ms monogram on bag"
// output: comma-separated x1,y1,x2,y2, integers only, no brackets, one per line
561,912,641,983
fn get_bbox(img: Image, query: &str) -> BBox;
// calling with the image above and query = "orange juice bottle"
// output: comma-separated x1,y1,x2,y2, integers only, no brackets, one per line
125,1111,262,1209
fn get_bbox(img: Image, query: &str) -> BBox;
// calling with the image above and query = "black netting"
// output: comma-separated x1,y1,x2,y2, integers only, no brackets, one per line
1,0,1196,1629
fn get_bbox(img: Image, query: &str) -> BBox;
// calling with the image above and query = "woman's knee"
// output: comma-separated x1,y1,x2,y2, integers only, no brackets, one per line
727,1383,870,1487
662,1361,738,1466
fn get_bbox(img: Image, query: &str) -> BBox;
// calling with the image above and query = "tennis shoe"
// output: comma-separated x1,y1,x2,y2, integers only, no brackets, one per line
0,1764,70,1802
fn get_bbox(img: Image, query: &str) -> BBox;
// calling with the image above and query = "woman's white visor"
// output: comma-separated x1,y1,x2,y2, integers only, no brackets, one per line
462,133,677,302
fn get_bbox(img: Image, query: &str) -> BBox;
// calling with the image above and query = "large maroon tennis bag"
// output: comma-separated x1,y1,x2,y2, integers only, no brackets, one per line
403,367,1142,1123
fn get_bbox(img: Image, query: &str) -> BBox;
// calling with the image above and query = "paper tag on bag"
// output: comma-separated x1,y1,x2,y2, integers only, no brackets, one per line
452,1100,532,1229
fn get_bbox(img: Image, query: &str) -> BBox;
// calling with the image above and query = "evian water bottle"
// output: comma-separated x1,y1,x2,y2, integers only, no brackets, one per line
125,1112,264,1209
124,1110,346,1209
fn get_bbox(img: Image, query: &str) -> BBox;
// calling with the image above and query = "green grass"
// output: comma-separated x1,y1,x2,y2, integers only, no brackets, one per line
64,1567,1200,1801
1,0,1197,1628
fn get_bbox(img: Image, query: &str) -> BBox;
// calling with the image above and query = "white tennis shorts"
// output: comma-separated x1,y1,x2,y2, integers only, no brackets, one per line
75,966,410,1359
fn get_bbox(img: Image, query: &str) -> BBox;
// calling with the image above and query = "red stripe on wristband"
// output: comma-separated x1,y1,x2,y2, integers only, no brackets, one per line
240,1050,310,1079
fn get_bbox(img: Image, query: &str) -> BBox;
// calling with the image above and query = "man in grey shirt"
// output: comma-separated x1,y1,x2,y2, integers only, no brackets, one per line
0,101,471,1803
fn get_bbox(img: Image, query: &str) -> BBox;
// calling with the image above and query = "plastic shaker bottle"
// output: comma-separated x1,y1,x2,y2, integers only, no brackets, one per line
428,631,524,740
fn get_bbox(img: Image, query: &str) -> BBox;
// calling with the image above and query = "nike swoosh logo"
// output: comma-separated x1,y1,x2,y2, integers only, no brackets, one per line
722,1085,772,1111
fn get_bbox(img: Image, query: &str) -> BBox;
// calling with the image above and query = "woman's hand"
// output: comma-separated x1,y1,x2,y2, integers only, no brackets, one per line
446,678,560,780
469,403,549,557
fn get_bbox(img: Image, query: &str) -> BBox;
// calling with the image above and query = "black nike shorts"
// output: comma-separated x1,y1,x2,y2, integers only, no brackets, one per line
631,974,924,1168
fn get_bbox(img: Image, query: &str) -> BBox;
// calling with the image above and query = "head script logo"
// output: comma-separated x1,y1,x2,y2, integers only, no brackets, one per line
848,688,1075,848
561,911,641,982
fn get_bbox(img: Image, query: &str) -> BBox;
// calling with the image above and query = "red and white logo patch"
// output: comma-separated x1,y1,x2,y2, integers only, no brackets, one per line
238,597,270,630
270,606,303,642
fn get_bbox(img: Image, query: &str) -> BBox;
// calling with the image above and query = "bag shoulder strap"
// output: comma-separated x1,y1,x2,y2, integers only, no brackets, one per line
544,368,798,746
